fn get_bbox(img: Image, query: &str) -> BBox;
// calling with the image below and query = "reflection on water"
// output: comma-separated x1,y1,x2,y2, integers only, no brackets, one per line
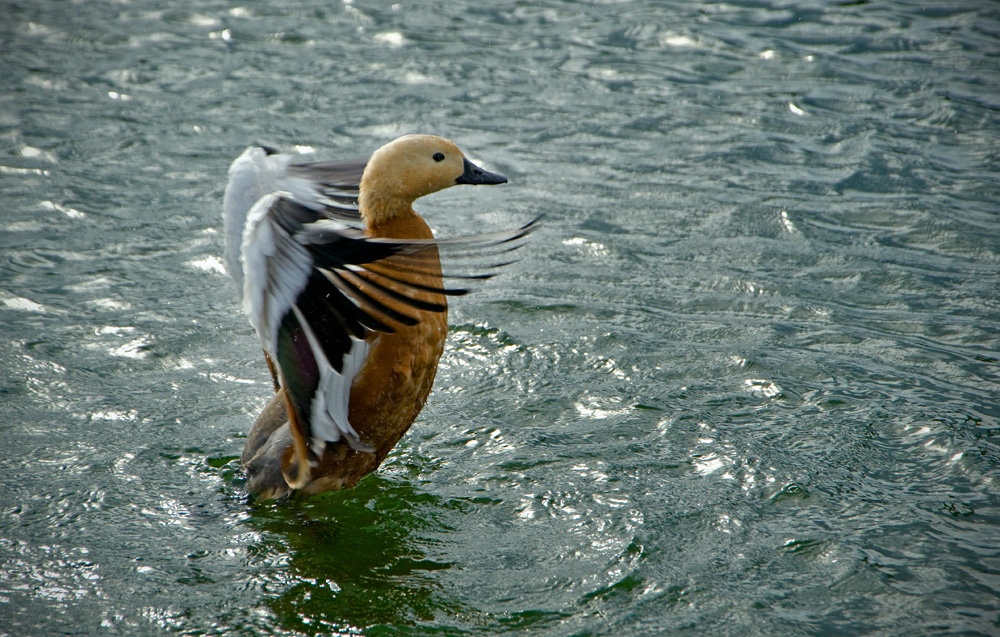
246,477,459,633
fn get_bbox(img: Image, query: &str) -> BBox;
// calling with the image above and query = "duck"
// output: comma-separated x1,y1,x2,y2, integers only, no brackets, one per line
222,134,534,499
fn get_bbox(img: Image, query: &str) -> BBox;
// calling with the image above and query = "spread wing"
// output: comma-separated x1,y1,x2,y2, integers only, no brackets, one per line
223,146,367,293
286,158,365,221
225,146,536,488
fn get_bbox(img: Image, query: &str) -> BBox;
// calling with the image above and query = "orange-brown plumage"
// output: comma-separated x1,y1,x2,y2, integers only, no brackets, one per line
229,134,516,499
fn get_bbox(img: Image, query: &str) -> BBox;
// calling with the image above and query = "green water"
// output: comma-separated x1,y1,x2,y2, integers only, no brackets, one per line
1,0,998,634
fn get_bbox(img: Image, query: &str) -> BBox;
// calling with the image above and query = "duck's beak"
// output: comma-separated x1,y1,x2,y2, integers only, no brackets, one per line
456,157,507,185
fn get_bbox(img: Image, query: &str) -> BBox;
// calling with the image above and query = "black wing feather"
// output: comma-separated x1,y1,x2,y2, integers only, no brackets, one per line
268,196,538,343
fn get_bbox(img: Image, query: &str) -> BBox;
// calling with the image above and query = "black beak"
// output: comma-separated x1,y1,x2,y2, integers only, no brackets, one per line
456,157,507,185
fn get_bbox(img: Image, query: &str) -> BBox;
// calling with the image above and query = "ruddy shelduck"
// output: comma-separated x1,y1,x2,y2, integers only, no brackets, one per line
223,134,534,499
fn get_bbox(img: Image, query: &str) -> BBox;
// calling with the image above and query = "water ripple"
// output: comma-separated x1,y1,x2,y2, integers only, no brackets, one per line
2,0,999,633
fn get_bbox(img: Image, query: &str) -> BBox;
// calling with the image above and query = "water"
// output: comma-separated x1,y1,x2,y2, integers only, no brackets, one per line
2,0,998,634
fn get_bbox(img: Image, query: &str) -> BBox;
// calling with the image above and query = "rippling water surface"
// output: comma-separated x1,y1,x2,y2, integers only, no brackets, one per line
2,1,999,634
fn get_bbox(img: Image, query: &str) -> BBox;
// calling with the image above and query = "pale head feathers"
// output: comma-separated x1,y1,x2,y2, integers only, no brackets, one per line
359,134,468,225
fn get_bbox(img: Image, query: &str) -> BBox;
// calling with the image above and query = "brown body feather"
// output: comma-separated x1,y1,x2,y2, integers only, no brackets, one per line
240,135,501,499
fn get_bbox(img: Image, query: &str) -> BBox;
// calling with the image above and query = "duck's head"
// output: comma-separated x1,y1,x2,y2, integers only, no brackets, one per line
359,134,507,224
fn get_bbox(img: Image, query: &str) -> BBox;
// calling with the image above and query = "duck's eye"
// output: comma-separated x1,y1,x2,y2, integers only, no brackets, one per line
432,152,445,162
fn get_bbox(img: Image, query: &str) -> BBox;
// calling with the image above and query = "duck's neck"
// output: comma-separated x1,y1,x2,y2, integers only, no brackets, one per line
360,183,401,223
361,197,435,241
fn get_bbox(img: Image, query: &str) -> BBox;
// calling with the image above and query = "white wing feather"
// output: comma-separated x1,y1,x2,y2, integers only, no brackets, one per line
290,305,372,453
223,146,352,296
230,149,371,451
